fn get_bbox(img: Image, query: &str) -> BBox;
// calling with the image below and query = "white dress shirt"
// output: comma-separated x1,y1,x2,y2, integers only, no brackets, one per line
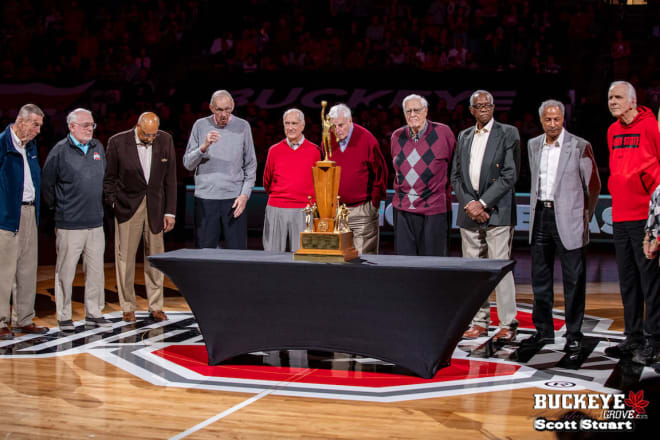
538,128,565,201
10,126,35,202
135,129,152,183
468,118,494,193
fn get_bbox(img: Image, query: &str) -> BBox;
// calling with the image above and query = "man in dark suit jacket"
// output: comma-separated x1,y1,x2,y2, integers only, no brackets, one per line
104,112,177,323
451,90,521,342
522,99,600,353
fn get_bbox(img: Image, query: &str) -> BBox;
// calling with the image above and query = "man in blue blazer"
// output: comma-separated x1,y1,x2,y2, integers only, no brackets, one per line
0,104,49,339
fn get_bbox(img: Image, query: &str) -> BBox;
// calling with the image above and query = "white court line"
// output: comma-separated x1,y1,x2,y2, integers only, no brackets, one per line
169,389,271,440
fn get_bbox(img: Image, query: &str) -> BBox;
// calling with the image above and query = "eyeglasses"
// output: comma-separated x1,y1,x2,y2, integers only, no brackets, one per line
140,132,159,139
212,106,233,114
471,104,494,110
73,122,97,129
405,107,425,115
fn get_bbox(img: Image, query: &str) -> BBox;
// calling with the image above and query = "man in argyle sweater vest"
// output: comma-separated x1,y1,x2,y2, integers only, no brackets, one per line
391,94,456,256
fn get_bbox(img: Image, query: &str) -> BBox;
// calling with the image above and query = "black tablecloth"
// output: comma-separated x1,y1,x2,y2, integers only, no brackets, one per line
149,249,514,378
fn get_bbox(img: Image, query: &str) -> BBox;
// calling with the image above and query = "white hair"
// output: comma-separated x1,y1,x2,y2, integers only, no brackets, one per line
402,94,428,111
66,108,93,125
470,90,494,106
538,99,565,118
283,108,304,122
210,89,234,106
17,103,44,119
608,81,636,104
328,104,352,120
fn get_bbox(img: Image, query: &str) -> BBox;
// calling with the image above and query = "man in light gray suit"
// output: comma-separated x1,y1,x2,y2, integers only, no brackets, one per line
521,100,600,352
451,90,521,342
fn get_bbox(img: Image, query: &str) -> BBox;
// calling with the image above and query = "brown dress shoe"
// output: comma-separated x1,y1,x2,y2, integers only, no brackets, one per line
492,327,517,342
150,310,168,322
123,312,136,323
0,327,14,340
13,323,49,334
462,325,487,339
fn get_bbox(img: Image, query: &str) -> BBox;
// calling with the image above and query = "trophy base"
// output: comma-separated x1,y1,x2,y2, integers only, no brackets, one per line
293,231,358,263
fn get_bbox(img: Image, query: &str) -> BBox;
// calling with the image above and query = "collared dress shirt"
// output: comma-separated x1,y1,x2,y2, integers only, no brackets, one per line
10,127,35,202
538,128,565,201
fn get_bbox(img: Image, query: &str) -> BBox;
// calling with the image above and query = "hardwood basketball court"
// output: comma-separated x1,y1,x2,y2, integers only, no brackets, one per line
1,259,658,439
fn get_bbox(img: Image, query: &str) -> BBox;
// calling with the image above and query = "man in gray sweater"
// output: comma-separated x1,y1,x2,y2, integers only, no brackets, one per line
183,90,257,249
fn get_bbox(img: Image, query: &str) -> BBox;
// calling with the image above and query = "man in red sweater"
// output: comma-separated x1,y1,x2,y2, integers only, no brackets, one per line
262,109,321,252
327,104,388,254
604,81,660,365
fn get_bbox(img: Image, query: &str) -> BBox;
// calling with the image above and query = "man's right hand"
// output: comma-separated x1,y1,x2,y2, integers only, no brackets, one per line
200,130,220,153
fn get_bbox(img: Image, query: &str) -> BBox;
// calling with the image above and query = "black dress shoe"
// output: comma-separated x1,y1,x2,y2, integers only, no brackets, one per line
520,333,554,347
604,338,642,359
564,339,582,353
632,340,659,365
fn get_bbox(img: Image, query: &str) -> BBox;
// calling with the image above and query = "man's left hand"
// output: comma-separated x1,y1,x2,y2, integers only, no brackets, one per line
163,216,176,233
465,200,489,223
233,194,248,218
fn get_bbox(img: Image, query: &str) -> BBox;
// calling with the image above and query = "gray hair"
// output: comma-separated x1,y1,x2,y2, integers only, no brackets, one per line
17,103,45,119
210,89,234,106
328,104,352,120
609,81,636,103
470,90,494,106
283,108,304,122
538,99,565,118
402,94,428,111
66,108,93,125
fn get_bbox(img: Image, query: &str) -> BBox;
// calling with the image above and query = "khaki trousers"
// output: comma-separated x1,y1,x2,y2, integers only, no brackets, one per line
0,205,38,328
115,197,164,312
347,201,380,255
54,227,105,321
461,225,518,329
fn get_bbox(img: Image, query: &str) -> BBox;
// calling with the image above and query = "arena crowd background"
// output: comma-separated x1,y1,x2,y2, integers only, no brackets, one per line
1,0,659,246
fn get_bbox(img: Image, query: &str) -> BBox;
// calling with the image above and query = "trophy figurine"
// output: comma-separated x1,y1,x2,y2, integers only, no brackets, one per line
293,102,358,262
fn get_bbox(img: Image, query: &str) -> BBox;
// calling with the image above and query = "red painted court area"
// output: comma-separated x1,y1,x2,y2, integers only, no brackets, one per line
153,345,521,387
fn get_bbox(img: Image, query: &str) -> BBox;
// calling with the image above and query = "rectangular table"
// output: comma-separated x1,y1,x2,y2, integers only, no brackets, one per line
149,249,514,378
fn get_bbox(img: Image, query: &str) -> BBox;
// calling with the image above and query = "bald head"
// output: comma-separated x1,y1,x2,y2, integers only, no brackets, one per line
137,112,160,144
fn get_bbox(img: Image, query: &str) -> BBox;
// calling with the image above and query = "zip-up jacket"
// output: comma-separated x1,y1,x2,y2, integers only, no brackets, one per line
41,136,106,229
0,124,40,232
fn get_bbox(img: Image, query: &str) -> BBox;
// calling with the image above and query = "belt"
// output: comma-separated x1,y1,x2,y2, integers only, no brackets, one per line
345,199,369,208
21,200,35,206
538,200,554,209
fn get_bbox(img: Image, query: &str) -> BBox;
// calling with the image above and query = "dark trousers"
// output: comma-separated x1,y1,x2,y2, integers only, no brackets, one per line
393,208,448,256
613,220,660,339
194,197,247,249
531,204,586,341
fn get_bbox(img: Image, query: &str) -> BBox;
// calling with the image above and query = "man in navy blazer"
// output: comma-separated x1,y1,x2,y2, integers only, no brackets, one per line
0,104,48,339
521,100,600,352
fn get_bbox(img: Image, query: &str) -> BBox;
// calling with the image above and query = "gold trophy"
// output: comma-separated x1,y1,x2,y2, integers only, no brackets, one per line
293,101,358,262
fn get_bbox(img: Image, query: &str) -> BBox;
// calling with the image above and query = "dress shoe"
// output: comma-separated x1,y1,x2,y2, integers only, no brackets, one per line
13,323,48,334
604,338,642,359
0,327,14,340
632,339,660,365
462,325,487,339
123,312,136,323
520,333,555,347
493,327,517,342
564,339,582,353
58,320,75,332
85,316,113,327
150,310,168,322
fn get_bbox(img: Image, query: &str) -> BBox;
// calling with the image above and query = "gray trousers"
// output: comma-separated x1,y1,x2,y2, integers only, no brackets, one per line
115,198,165,313
54,227,105,321
347,201,380,255
262,205,306,252
461,225,518,329
0,205,38,328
